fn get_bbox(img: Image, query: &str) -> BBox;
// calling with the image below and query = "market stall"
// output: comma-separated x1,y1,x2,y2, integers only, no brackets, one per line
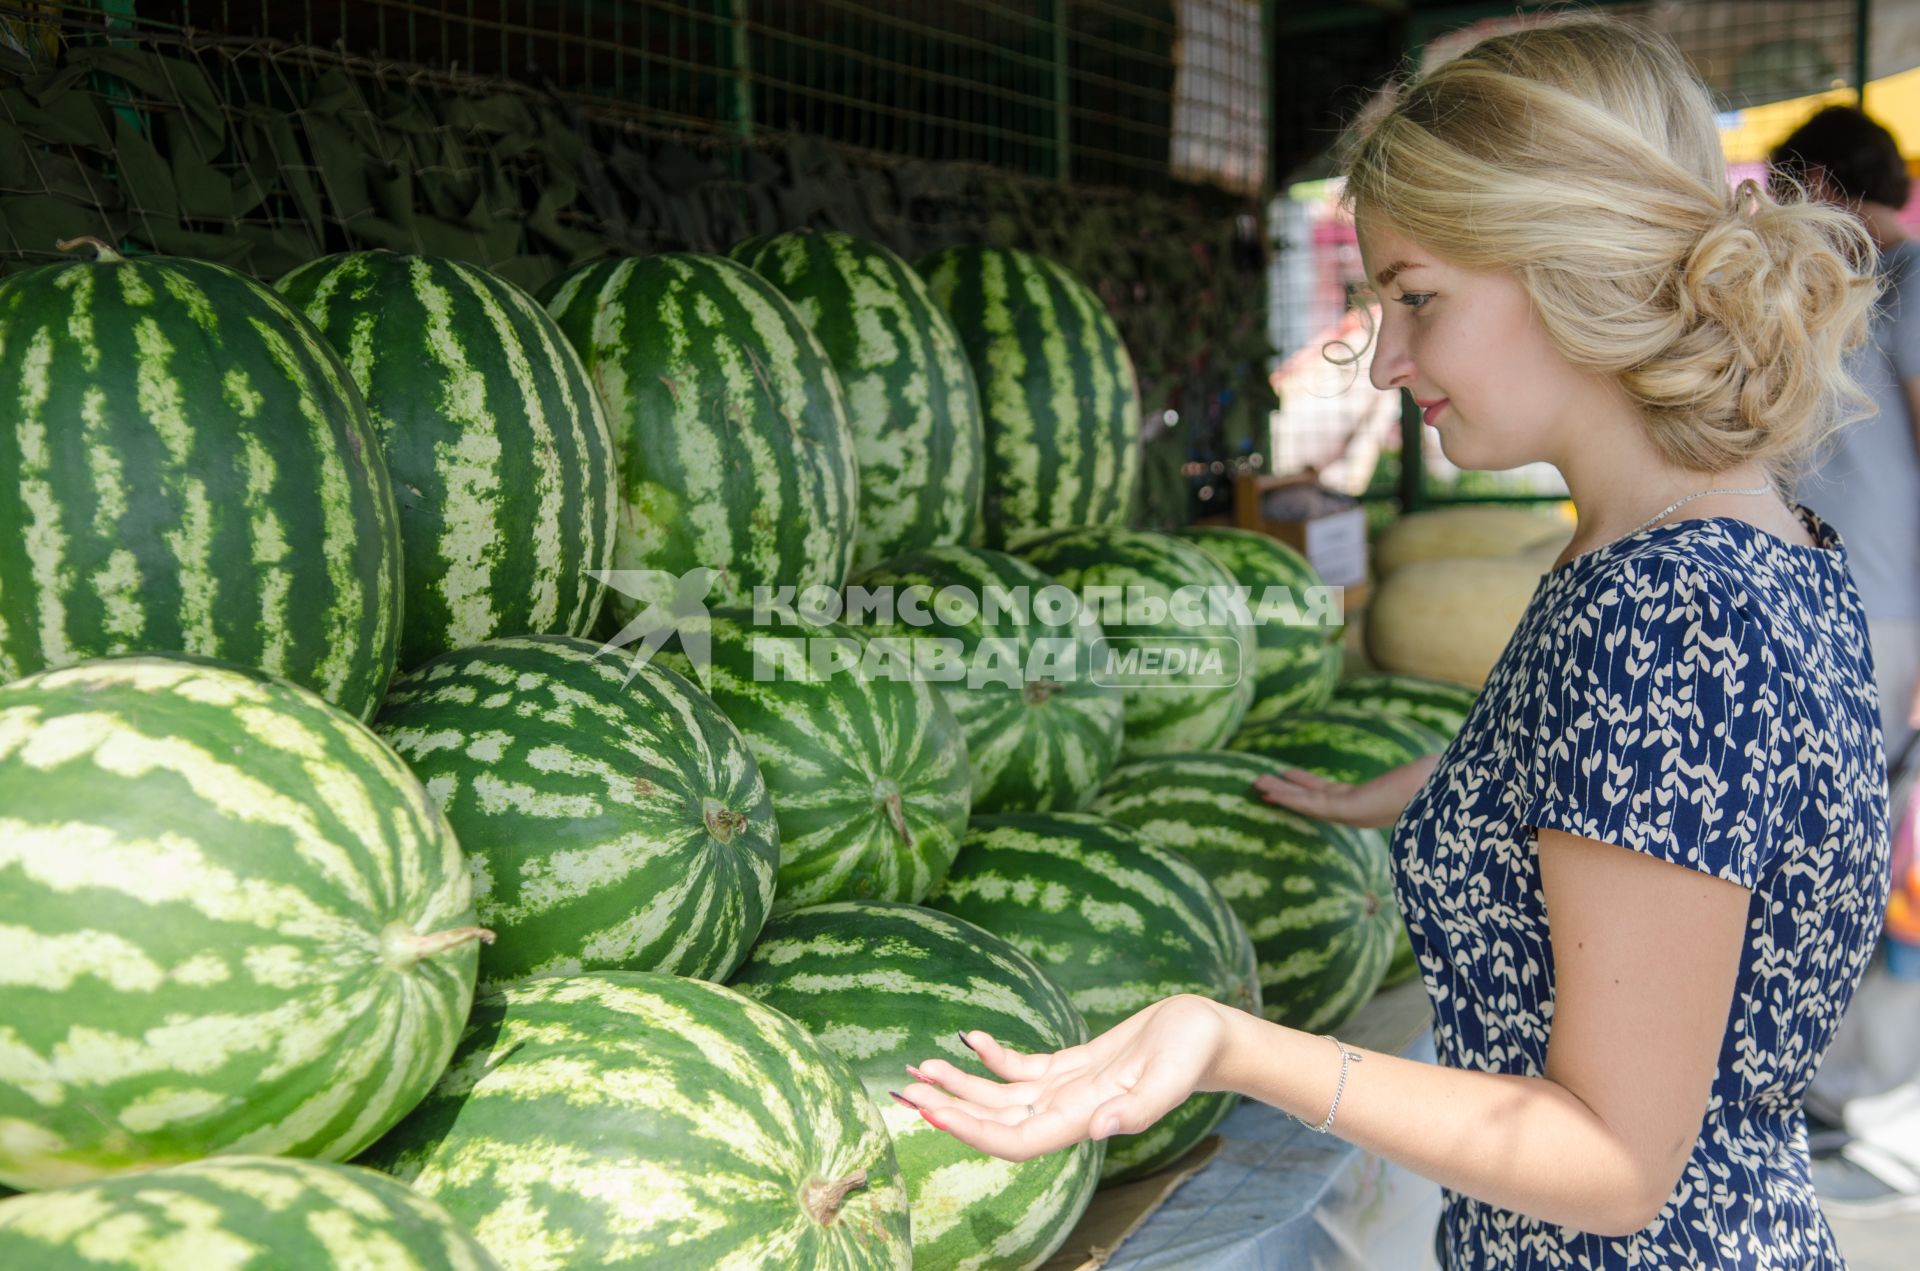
0,2,1902,1268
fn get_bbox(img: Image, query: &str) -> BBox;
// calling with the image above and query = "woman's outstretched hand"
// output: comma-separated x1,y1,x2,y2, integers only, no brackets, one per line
1250,753,1441,829
896,996,1235,1162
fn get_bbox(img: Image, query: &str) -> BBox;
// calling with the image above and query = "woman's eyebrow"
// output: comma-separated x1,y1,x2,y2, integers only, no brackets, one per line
1372,260,1426,288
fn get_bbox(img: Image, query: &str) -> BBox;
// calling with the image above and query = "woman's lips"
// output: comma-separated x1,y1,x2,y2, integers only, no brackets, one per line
1422,399,1449,426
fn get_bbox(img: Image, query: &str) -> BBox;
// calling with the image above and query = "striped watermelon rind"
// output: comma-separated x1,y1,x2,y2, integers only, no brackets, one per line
1088,750,1396,1033
729,900,1099,1271
0,1156,503,1270
374,635,781,988
848,545,1124,813
0,242,402,719
359,971,912,1270
1013,527,1256,760
0,654,481,1189
1173,526,1342,726
731,231,985,571
276,252,618,670
927,812,1258,1184
1331,672,1479,739
543,253,859,617
918,246,1142,548
654,607,972,914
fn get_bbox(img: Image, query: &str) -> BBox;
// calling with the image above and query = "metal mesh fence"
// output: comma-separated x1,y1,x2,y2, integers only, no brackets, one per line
113,0,1265,191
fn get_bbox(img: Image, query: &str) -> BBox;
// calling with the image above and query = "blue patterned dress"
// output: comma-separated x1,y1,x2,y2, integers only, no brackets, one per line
1394,506,1890,1269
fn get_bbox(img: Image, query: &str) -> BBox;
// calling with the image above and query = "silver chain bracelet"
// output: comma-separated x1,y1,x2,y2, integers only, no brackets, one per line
1295,1033,1363,1134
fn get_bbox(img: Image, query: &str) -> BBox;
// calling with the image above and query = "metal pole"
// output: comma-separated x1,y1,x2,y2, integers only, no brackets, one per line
1856,0,1872,108
732,0,753,142
1054,0,1071,182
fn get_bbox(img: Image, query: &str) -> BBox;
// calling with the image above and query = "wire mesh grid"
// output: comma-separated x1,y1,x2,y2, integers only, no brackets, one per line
112,0,1266,191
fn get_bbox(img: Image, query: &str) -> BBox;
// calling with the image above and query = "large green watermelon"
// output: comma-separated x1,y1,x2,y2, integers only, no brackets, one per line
655,607,971,913
1013,527,1254,759
849,545,1124,813
0,1156,501,1270
730,901,1099,1271
918,247,1141,547
360,971,911,1269
926,812,1258,1184
543,254,858,618
1228,702,1447,783
276,252,618,669
374,635,780,988
731,231,985,571
1088,751,1396,1033
1173,526,1342,726
0,655,482,1189
0,240,402,719
1332,672,1479,738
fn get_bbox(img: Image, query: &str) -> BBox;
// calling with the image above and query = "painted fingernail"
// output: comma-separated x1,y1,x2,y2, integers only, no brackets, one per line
919,1108,946,1130
887,1090,917,1109
905,1063,931,1083
956,1030,977,1052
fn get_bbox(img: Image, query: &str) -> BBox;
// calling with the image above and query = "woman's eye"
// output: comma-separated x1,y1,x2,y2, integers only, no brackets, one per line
1395,292,1433,311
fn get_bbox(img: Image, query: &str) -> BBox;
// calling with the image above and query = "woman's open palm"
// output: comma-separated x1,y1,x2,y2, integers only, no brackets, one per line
897,996,1229,1161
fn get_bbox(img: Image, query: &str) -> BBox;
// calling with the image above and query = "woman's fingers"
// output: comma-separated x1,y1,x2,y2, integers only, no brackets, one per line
955,1030,1054,1082
906,1057,1031,1108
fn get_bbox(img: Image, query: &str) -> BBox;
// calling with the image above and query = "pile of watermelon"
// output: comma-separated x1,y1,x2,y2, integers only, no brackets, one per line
0,229,1473,1269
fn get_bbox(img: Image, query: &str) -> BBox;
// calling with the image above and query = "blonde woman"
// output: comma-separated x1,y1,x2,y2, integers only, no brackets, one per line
897,14,1889,1268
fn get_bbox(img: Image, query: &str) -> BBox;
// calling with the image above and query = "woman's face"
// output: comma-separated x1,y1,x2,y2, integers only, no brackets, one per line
1354,211,1608,473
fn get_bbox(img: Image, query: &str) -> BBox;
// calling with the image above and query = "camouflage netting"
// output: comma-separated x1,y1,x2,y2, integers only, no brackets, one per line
0,31,1274,527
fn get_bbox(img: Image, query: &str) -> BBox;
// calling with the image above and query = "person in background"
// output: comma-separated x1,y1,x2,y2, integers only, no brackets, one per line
1769,103,1920,1214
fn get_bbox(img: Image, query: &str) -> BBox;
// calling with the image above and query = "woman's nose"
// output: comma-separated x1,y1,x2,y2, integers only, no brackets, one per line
1369,325,1415,393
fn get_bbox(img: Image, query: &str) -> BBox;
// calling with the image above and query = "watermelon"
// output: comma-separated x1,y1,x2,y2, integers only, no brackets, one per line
1087,751,1396,1032
730,900,1099,1271
926,812,1258,1184
359,971,911,1269
1228,703,1447,783
1223,706,1438,990
1332,672,1479,738
730,231,986,571
0,239,402,720
543,254,858,618
0,1156,502,1270
849,546,1124,813
654,607,971,913
917,247,1142,547
276,252,618,670
1013,527,1254,759
0,655,482,1189
374,635,780,988
1173,526,1342,726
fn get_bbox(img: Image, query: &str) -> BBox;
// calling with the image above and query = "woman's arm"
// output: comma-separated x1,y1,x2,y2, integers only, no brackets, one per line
903,826,1751,1238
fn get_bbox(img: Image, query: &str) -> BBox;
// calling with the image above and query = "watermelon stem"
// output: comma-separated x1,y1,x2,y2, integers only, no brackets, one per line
1023,678,1064,705
801,1169,869,1225
704,798,749,843
877,786,915,847
56,236,123,262
382,923,496,970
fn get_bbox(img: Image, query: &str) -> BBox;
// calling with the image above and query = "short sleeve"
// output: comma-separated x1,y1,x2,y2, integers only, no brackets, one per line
1519,555,1780,889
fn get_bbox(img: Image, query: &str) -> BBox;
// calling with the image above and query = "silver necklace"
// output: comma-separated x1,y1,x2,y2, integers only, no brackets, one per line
1626,483,1773,538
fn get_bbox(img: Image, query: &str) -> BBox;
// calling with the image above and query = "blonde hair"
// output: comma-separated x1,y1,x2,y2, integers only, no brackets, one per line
1336,11,1882,481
